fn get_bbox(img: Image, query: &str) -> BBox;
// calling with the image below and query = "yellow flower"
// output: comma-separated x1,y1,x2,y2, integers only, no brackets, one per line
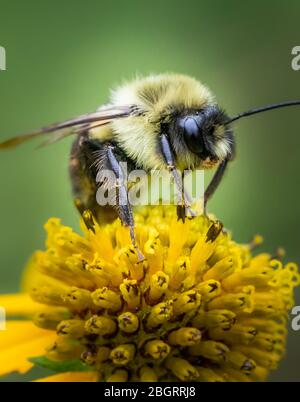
0,206,299,382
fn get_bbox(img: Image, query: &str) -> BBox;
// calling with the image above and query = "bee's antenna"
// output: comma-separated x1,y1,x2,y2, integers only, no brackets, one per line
226,100,300,124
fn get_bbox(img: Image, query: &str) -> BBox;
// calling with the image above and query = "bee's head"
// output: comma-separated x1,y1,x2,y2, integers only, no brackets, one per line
169,105,234,168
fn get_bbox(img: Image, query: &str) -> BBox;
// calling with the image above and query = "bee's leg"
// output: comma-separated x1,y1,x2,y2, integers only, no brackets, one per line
204,158,229,214
106,145,144,261
71,136,144,260
160,134,195,221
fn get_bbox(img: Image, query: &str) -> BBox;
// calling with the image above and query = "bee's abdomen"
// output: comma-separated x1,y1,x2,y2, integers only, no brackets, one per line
69,134,117,223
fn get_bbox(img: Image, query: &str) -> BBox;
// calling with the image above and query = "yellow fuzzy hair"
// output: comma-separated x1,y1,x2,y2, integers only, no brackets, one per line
108,74,215,170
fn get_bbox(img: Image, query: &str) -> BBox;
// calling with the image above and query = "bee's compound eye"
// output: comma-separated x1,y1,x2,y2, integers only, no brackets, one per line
181,117,204,155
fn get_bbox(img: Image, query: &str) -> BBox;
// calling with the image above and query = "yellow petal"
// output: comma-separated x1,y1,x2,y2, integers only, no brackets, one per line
34,371,98,382
0,293,46,317
0,320,52,350
0,320,56,376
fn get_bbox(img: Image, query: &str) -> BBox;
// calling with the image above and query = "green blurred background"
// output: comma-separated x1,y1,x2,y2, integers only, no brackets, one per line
0,0,299,382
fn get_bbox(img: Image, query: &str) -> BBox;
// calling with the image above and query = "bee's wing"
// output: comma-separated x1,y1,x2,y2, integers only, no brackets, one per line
0,105,134,149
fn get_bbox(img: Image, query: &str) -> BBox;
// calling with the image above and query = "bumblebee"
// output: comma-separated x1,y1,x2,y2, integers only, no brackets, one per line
0,73,299,257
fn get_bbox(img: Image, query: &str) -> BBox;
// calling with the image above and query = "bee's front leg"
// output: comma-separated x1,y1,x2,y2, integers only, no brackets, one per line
103,144,144,261
159,133,195,221
204,158,229,214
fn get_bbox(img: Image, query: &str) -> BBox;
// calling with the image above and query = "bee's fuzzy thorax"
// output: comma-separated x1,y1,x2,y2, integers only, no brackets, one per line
110,73,214,118
109,74,215,170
